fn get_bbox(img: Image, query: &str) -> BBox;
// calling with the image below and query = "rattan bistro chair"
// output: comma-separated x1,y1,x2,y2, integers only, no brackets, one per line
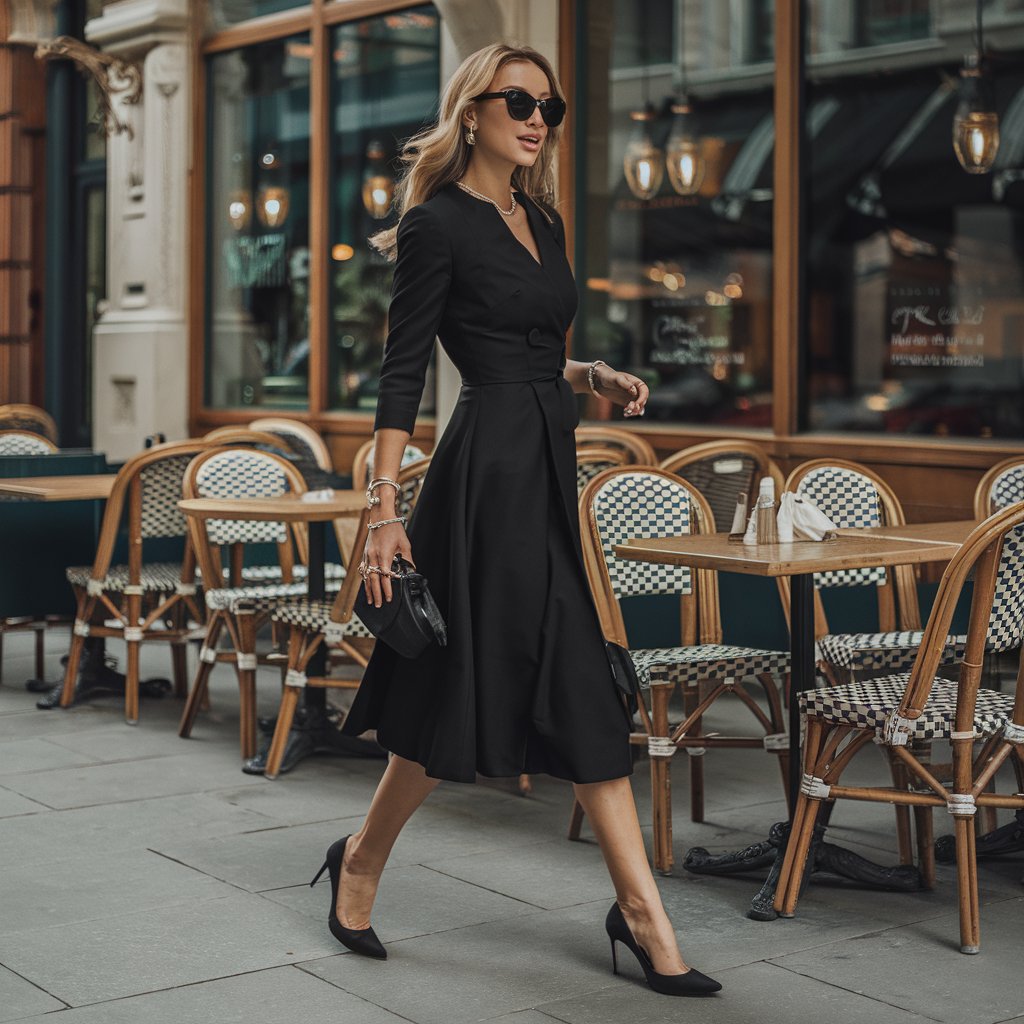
575,425,657,466
775,502,1024,954
0,429,58,681
576,446,631,495
59,440,209,723
249,418,333,473
571,467,790,873
178,447,317,759
0,431,57,455
0,405,58,443
660,440,785,532
263,455,434,778
976,457,1024,517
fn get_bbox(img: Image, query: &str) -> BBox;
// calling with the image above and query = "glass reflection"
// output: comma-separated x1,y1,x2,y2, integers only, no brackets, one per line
205,35,311,409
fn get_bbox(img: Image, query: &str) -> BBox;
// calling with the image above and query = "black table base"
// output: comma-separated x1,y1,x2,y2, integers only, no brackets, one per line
28,639,171,709
935,810,1024,863
685,817,924,921
681,572,924,918
242,703,386,775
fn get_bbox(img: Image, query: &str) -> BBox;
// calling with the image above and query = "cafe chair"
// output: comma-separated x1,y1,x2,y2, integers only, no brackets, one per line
774,502,1024,954
178,446,323,759
262,455,433,779
0,431,57,456
0,404,58,443
573,466,790,873
784,459,969,683
351,439,427,491
660,439,785,532
975,456,1024,517
0,428,59,680
249,418,334,474
576,446,630,495
59,440,210,723
575,425,657,466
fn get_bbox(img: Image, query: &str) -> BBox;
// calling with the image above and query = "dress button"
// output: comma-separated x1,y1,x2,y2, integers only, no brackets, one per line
527,327,543,347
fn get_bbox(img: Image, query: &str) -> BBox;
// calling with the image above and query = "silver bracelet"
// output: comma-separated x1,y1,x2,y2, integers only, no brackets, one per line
587,359,607,397
367,515,406,531
366,477,400,508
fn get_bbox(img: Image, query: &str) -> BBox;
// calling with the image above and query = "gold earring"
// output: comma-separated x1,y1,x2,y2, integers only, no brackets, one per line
465,124,476,146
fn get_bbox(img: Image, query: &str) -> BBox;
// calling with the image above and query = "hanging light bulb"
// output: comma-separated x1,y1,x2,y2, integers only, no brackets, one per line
953,52,1000,174
665,96,705,196
624,104,663,201
361,139,395,219
256,185,290,228
227,188,251,231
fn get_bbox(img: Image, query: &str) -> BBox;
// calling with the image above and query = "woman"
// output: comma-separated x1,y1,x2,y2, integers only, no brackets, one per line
316,43,720,998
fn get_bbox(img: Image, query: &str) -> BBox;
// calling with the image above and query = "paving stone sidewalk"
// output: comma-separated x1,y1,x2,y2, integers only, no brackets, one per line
0,633,1021,1024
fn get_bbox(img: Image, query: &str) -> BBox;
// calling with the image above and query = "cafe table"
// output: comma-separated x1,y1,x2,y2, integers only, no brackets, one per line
616,520,974,920
0,473,126,704
179,489,367,775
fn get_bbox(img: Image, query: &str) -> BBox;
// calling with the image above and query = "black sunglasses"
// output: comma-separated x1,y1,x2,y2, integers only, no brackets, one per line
471,89,566,127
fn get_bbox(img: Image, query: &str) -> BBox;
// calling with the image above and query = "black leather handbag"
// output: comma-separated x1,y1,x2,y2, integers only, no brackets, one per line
604,640,640,717
354,554,447,659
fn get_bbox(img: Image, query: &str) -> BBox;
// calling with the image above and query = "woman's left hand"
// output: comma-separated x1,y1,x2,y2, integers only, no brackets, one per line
594,365,649,417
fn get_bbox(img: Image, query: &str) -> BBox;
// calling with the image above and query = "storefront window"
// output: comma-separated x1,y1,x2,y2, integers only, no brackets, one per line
575,0,774,428
328,5,441,413
808,0,931,55
207,1,307,31
804,6,1024,438
205,35,311,410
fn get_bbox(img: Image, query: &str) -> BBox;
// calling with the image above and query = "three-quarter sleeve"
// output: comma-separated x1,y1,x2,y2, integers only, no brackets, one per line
373,203,453,434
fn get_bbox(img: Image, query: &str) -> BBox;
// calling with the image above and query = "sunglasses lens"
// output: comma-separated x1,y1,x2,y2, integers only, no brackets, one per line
504,90,534,120
542,99,566,126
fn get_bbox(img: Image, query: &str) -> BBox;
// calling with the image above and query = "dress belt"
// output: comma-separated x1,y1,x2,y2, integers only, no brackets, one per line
460,370,564,387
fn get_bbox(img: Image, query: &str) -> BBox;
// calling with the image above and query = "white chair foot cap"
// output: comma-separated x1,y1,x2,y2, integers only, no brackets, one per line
777,910,796,919
125,718,138,726
960,945,980,955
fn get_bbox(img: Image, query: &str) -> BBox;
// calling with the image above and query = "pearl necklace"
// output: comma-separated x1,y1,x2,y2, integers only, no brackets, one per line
454,179,517,216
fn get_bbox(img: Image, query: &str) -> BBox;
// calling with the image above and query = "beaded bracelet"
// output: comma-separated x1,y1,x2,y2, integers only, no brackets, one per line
587,359,607,397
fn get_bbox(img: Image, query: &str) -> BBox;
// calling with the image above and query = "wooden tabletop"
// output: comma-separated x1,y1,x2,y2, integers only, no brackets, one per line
0,475,117,501
179,490,366,522
615,520,977,577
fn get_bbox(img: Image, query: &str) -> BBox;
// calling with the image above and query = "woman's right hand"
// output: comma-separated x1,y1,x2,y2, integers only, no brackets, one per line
362,522,415,608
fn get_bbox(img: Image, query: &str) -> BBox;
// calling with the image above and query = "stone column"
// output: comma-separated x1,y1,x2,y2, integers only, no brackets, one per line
86,0,190,460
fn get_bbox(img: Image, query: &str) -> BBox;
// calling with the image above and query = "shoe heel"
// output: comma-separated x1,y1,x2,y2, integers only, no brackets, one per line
610,938,618,975
310,860,328,888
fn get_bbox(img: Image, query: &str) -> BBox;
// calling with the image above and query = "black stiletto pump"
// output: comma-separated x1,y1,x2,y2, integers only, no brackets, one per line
605,902,721,996
310,836,387,959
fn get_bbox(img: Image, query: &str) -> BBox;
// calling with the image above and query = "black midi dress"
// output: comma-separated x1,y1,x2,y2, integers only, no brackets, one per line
341,181,633,785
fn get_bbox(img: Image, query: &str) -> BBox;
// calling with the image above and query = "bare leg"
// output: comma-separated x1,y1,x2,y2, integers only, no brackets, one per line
337,754,440,928
574,775,688,975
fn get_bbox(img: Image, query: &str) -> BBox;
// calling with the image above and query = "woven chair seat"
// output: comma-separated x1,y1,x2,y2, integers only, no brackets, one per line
271,598,373,639
802,674,1013,741
205,578,342,613
818,630,968,674
629,644,789,690
238,562,346,583
66,562,195,594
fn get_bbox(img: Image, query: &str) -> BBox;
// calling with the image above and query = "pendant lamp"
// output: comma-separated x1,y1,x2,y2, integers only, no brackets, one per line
953,0,1000,174
624,104,664,200
362,139,396,219
666,96,704,196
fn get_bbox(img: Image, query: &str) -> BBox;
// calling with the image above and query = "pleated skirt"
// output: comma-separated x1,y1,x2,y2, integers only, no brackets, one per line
342,378,633,784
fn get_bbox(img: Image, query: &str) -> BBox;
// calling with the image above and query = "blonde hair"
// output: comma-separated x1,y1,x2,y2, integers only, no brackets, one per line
368,43,565,262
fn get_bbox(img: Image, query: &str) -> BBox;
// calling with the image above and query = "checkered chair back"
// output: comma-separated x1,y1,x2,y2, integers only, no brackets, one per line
396,457,431,520
193,449,294,546
988,464,1024,513
590,470,696,599
138,454,196,538
577,448,629,495
797,465,887,589
985,522,1024,652
0,431,56,455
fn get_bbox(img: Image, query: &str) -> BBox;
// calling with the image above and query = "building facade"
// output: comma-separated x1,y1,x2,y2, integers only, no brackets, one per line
9,0,1024,522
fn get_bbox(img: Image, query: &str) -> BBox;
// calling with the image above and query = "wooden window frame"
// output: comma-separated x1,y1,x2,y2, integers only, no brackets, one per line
190,0,1023,488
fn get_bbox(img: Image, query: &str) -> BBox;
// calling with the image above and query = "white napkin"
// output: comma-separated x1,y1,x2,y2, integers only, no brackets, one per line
777,492,837,542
